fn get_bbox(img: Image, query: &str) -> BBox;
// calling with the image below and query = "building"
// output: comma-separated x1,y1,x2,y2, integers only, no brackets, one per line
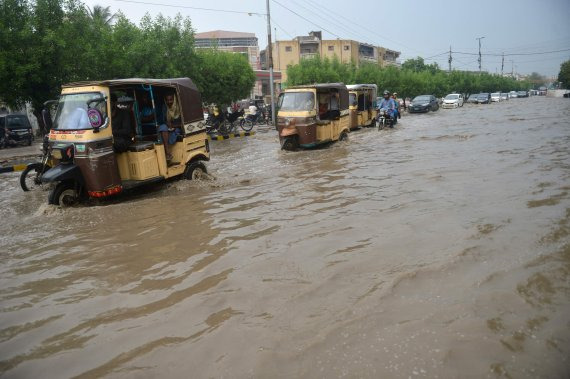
261,31,401,85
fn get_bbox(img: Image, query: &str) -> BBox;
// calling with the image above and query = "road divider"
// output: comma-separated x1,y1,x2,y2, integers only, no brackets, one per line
0,163,28,174
208,131,255,141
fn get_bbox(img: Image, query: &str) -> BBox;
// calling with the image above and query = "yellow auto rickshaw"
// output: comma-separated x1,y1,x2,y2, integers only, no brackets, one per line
41,78,209,205
276,83,350,150
347,84,377,129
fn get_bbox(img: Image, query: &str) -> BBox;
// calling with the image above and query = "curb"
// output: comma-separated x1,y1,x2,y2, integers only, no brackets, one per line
0,163,28,174
207,131,255,141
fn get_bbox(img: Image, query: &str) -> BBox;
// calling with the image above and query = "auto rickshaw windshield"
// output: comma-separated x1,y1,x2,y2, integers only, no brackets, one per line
278,92,315,112
54,92,108,130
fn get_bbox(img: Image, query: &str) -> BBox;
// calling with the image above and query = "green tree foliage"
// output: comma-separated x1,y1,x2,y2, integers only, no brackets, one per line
194,49,256,106
558,60,570,89
0,1,255,132
286,55,531,99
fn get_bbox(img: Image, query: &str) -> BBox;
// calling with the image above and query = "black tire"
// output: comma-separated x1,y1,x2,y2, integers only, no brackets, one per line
339,131,348,141
48,181,79,206
184,161,207,180
241,119,254,132
218,121,230,136
281,136,298,151
27,137,32,146
20,163,48,191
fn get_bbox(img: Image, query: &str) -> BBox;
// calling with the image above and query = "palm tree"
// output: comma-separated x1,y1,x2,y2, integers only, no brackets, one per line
86,5,116,26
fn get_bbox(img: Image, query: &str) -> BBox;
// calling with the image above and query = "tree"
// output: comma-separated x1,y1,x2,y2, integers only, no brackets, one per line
86,4,116,25
401,57,426,72
194,49,256,105
558,60,570,89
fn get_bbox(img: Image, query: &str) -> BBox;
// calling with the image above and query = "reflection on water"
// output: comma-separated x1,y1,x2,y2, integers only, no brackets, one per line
1,98,569,378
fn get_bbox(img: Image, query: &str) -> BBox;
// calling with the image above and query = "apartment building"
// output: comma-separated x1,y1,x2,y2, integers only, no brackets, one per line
262,31,401,84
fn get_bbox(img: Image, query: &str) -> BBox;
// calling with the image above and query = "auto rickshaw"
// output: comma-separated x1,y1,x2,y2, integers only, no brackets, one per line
276,83,350,150
41,78,209,206
346,84,377,129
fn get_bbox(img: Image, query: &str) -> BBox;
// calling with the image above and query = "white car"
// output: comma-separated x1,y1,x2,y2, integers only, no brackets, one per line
442,93,464,108
500,93,509,101
509,90,518,98
490,92,501,102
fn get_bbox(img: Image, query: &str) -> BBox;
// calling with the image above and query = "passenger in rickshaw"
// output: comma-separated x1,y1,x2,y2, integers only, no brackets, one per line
110,93,133,153
158,93,182,163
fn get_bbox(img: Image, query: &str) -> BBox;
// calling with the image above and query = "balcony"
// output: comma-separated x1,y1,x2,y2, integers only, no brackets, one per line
301,53,318,60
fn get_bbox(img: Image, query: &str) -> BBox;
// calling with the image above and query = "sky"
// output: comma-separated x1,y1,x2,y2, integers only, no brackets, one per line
84,0,570,77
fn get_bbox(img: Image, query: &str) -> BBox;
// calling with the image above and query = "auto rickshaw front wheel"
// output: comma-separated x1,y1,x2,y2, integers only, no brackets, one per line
184,161,207,180
281,136,299,151
48,181,79,206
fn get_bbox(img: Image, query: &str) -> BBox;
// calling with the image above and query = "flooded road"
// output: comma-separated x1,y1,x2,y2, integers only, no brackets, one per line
1,97,569,378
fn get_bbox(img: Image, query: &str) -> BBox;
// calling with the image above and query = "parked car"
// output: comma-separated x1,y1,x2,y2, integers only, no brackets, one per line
517,90,529,98
490,93,501,102
466,94,480,104
0,114,33,147
500,93,509,101
442,93,464,108
409,95,439,113
477,93,491,104
509,90,518,98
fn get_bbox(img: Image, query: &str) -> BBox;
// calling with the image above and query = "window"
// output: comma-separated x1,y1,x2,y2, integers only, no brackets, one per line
344,45,350,51
328,45,334,51
285,46,292,52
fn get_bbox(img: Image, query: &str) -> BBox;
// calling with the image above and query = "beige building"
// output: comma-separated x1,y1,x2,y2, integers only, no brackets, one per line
263,31,400,84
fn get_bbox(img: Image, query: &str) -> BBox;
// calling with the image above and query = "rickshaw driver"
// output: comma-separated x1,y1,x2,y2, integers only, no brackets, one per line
110,93,133,153
158,93,182,163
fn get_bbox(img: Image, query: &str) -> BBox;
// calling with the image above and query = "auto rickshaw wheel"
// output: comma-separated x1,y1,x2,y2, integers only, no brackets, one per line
184,161,207,180
49,181,79,206
281,136,298,151
339,131,349,141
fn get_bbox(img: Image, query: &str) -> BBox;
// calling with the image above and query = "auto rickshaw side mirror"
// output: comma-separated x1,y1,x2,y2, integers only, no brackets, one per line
41,108,53,132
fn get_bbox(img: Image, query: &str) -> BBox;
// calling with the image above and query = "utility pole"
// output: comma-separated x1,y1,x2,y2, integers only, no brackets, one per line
266,0,276,127
476,36,485,73
511,60,514,77
448,45,452,73
501,52,504,76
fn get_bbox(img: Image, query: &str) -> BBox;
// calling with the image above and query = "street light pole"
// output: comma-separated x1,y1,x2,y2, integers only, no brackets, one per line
266,0,276,126
476,36,485,73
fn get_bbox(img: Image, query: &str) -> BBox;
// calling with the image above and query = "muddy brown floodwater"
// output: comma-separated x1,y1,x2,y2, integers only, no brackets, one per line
1,97,569,378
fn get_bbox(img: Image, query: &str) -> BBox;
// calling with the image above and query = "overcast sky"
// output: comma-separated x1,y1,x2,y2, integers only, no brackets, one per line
84,0,570,77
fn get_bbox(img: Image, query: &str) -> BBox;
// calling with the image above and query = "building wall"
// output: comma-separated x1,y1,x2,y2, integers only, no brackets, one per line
270,36,400,84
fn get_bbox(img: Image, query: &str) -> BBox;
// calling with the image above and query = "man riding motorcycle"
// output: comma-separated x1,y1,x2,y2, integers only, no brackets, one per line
378,90,397,125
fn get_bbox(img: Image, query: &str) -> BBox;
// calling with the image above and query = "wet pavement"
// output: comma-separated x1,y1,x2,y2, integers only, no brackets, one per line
1,98,569,378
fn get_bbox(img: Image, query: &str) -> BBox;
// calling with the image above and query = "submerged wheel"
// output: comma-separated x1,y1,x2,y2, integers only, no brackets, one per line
339,131,348,141
184,161,207,180
241,119,254,132
48,181,79,206
20,163,49,191
281,136,298,151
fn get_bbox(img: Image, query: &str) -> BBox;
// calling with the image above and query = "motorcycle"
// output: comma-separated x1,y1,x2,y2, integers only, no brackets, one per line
20,105,56,191
240,110,268,131
376,109,396,129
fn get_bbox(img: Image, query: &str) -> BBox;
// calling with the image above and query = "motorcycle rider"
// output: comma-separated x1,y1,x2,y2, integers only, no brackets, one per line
378,90,397,124
392,92,401,119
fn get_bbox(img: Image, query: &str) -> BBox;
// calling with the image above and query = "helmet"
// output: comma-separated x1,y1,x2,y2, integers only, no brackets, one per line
383,90,390,95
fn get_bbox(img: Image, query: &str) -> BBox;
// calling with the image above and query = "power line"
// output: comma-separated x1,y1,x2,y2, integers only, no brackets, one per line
301,0,426,56
453,48,570,57
270,17,293,39
112,0,266,15
270,0,341,39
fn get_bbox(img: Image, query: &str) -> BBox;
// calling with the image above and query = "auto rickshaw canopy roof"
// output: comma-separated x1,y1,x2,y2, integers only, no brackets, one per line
62,78,203,123
287,83,349,110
